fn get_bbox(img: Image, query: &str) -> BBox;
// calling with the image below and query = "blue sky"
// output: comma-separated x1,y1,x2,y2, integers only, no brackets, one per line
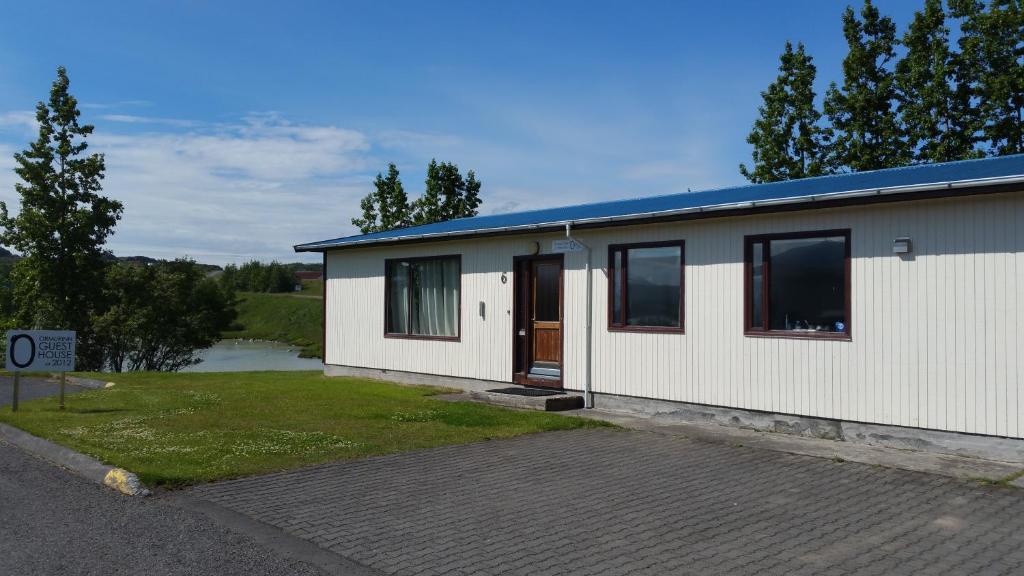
0,0,921,265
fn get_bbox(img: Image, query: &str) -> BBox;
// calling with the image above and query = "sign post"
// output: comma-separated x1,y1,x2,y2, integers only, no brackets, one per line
5,330,76,412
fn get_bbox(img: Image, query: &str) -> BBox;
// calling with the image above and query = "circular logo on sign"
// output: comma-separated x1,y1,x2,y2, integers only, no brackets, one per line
835,322,846,332
9,334,35,369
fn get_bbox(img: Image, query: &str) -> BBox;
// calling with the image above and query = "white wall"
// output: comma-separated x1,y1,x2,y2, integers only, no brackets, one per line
326,190,1024,438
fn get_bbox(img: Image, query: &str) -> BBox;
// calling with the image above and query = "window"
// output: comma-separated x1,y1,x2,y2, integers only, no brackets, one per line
385,255,461,340
608,240,684,332
745,230,850,338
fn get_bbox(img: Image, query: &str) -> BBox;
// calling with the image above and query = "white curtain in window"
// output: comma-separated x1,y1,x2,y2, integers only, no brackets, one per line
411,258,459,336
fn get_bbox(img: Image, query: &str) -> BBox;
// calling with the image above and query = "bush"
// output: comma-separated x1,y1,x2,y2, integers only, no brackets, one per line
94,260,237,372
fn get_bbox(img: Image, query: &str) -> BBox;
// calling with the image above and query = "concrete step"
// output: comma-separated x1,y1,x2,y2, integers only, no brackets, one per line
465,387,584,411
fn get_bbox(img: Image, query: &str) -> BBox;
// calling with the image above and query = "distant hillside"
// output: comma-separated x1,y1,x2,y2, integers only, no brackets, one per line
0,248,318,277
283,262,323,274
222,280,324,358
0,248,224,273
104,254,223,273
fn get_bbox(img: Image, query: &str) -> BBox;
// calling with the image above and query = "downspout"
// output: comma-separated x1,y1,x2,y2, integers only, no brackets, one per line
565,223,593,408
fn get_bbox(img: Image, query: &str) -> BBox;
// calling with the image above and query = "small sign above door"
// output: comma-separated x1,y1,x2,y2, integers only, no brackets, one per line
551,239,584,253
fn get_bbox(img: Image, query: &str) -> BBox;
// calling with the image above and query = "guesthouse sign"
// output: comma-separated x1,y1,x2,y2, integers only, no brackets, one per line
551,239,585,253
5,330,76,372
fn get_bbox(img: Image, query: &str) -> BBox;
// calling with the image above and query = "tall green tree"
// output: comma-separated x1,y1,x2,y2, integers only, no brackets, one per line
0,67,123,369
352,163,411,234
897,0,983,162
740,41,831,183
411,159,482,225
824,0,911,171
957,0,1024,155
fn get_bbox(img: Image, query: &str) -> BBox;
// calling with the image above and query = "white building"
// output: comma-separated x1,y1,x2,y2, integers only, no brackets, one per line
296,156,1024,446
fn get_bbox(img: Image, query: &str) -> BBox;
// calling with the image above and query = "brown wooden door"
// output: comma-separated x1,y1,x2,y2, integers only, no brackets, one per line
512,256,563,388
531,261,561,369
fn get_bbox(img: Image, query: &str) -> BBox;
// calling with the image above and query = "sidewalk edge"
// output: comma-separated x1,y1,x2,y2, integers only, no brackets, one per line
0,421,150,496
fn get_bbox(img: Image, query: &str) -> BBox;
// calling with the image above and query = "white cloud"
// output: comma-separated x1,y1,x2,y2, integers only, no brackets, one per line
80,100,154,110
0,110,35,129
0,111,38,141
0,115,376,264
96,117,370,182
0,143,18,210
83,116,375,263
376,129,463,154
99,114,200,128
620,136,739,194
0,104,747,266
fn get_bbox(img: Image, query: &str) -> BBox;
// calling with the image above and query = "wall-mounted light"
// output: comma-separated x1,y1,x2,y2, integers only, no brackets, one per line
893,236,912,255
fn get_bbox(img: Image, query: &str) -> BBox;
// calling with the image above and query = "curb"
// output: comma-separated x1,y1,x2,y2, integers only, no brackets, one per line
0,422,150,496
171,494,384,576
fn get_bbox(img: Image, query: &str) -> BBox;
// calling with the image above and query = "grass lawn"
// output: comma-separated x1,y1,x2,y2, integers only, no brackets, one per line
0,371,607,487
299,278,323,296
223,291,322,358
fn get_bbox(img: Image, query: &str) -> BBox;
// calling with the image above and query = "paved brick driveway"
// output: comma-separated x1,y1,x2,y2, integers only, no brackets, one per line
189,429,1024,575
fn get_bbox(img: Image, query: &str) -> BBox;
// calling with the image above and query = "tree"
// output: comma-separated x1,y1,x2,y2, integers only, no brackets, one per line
352,163,411,234
95,260,235,372
0,67,123,370
411,159,482,225
221,260,296,293
824,0,911,171
957,0,1024,155
266,262,295,292
740,42,831,183
897,0,983,162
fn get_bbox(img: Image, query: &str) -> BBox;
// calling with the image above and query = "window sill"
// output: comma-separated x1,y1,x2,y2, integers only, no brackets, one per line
384,333,460,342
744,330,850,342
608,325,685,334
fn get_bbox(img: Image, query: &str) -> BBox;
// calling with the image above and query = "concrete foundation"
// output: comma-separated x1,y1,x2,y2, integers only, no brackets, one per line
592,392,1024,465
324,364,507,394
324,363,1024,464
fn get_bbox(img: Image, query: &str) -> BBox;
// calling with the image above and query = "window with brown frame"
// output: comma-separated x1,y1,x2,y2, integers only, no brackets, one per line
608,240,685,332
745,230,850,339
385,255,461,340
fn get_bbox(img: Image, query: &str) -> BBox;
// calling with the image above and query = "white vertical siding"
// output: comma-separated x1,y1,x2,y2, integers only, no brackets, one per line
326,236,539,382
326,191,1024,438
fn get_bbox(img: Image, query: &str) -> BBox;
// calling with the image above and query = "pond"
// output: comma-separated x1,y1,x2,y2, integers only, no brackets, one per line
182,339,323,372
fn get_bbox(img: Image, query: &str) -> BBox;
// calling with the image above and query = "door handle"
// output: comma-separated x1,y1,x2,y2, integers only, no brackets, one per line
517,329,526,336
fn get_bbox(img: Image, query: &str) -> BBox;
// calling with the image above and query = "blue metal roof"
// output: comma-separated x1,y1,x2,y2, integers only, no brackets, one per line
296,154,1024,251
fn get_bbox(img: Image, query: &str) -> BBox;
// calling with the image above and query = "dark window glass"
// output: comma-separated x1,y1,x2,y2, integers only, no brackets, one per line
750,242,763,328
534,263,560,322
746,233,848,335
608,242,684,330
626,246,681,327
612,251,623,324
386,257,460,337
768,236,845,332
386,261,409,334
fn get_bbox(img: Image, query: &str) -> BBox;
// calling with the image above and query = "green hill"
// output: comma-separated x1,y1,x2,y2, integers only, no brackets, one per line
222,281,323,358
